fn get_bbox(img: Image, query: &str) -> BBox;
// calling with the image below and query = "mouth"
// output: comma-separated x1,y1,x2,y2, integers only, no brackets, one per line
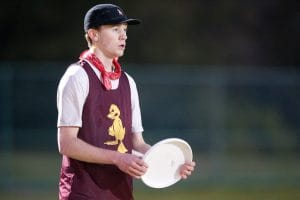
119,44,126,49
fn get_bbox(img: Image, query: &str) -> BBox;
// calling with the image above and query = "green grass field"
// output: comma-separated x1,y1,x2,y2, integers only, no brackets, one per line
1,151,300,200
134,187,300,200
1,187,300,200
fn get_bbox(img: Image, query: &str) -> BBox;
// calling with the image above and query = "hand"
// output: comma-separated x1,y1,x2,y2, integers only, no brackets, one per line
114,153,148,179
179,161,195,179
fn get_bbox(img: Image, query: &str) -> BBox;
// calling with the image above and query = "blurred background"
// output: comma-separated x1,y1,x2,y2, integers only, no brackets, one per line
0,0,299,199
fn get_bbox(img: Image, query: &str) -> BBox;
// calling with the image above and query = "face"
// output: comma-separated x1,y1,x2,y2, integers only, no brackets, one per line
90,23,128,59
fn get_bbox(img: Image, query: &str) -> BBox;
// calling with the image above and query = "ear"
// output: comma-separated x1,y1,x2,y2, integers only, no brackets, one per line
87,29,99,42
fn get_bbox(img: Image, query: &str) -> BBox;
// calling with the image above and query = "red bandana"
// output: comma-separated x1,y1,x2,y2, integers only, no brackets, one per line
79,50,121,90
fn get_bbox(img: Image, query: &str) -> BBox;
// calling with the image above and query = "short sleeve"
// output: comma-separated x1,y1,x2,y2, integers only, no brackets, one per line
57,64,89,127
125,73,144,133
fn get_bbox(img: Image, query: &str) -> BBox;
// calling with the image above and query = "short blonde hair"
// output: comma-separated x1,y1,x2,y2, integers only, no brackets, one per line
85,33,92,48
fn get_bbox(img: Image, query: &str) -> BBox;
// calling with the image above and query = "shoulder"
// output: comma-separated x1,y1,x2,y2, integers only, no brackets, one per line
124,72,137,88
60,63,88,85
63,63,87,79
58,63,90,95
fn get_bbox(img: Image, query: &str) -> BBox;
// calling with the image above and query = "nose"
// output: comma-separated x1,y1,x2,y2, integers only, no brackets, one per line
120,30,127,40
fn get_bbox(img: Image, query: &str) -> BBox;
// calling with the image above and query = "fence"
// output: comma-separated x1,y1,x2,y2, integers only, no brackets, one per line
1,63,299,153
0,63,300,197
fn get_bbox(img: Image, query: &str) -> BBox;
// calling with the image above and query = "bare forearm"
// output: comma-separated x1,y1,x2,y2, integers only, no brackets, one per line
60,137,119,164
58,127,120,165
132,132,151,154
134,142,151,154
58,127,148,178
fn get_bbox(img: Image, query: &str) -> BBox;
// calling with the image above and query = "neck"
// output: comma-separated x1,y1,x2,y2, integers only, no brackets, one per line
90,47,113,72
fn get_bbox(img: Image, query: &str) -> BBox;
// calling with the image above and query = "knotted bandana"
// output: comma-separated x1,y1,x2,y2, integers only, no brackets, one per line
79,50,121,90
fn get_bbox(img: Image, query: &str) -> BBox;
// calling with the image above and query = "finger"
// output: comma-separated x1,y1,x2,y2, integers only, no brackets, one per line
134,157,148,168
181,164,192,172
180,172,188,179
186,165,195,171
185,170,192,176
129,159,148,174
184,161,195,171
127,170,141,179
185,161,196,167
130,157,148,171
128,166,145,178
180,169,192,179
124,164,141,178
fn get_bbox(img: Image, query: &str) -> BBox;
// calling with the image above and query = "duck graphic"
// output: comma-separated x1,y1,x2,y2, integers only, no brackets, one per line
104,104,128,153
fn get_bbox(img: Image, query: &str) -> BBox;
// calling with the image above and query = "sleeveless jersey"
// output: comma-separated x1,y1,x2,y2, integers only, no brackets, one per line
59,60,134,200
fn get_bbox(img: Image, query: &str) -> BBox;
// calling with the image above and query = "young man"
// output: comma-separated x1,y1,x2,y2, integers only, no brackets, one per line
57,4,195,200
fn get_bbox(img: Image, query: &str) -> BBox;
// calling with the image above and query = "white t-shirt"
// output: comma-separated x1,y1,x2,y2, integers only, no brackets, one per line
57,60,144,134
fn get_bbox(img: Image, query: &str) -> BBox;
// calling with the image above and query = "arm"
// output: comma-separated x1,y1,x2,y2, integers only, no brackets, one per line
58,126,119,164
58,126,148,178
132,132,151,154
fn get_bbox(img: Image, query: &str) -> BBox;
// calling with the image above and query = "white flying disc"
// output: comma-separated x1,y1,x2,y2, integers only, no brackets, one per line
141,138,193,188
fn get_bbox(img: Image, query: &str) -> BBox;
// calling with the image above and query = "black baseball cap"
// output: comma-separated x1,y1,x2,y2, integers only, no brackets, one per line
84,4,141,32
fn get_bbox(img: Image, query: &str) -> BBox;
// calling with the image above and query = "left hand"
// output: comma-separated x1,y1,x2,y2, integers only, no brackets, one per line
179,161,196,179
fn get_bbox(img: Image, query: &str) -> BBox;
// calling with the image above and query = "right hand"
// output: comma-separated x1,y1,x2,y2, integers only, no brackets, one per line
114,153,148,179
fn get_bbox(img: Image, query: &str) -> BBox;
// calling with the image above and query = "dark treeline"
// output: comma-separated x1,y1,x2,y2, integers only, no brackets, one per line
0,0,299,67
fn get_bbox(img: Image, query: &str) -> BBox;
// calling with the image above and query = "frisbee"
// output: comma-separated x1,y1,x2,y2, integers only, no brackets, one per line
140,138,193,188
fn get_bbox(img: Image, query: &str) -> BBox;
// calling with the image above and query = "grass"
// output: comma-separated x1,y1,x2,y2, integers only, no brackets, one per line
1,186,300,200
134,187,300,200
1,151,300,200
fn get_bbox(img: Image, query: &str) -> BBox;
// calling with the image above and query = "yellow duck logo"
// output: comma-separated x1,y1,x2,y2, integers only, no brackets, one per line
104,104,128,153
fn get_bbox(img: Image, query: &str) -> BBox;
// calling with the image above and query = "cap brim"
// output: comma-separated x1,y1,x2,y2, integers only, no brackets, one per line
87,18,141,30
123,18,141,25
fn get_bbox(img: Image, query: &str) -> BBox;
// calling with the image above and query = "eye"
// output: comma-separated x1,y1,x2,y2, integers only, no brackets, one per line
112,27,119,32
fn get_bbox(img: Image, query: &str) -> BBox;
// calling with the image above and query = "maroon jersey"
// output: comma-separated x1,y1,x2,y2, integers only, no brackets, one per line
59,60,133,200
